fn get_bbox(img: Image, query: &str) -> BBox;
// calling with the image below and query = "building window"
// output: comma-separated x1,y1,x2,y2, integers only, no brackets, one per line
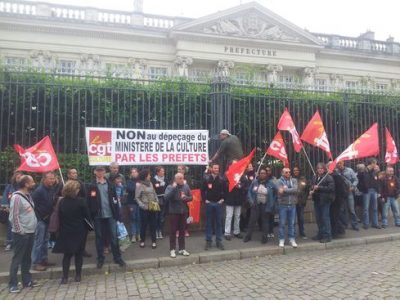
315,79,327,91
345,80,359,89
105,63,128,77
233,72,252,85
278,74,297,87
57,60,76,74
188,68,211,82
148,66,168,79
376,83,388,91
4,56,26,68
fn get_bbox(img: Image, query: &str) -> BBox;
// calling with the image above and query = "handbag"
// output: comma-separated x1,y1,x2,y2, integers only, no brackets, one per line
148,200,161,212
48,197,63,234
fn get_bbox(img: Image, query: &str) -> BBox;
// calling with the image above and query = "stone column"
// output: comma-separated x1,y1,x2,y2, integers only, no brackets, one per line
361,75,374,90
216,60,234,78
128,58,147,79
265,64,283,84
30,50,53,70
303,67,317,86
175,56,193,78
79,54,101,75
329,73,343,90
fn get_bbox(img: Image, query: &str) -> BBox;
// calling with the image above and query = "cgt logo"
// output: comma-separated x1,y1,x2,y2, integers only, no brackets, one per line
88,130,112,156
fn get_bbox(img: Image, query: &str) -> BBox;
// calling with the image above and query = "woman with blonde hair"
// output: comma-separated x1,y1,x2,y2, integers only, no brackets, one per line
53,180,91,284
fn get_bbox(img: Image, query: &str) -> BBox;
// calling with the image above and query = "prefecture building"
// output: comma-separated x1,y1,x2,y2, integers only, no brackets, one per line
0,0,400,91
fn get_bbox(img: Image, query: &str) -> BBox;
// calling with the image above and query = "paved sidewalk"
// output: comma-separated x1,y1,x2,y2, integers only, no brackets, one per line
0,221,399,283
1,235,400,299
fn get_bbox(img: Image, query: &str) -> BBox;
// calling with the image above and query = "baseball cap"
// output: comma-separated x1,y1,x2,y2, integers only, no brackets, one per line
220,129,231,135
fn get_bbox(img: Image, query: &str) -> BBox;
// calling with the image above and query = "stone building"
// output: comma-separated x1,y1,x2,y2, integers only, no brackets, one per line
0,0,399,91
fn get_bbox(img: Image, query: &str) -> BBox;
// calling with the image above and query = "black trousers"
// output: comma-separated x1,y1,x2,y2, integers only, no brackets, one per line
245,203,273,239
9,233,34,287
62,249,84,279
139,209,157,243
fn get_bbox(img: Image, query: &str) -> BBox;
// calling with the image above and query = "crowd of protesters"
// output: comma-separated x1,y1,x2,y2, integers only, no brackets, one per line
3,130,400,293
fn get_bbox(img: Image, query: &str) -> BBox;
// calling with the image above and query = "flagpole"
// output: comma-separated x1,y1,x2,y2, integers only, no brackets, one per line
58,168,65,185
256,152,268,176
316,172,330,187
302,146,316,176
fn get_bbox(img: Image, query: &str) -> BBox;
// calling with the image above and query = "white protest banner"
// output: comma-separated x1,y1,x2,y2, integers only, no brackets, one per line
85,127,209,166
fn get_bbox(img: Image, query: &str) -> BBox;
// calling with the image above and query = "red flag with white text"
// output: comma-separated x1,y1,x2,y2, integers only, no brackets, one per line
277,108,303,152
385,128,398,165
14,136,60,173
188,189,201,224
329,123,379,172
225,148,256,192
266,132,289,168
301,111,332,159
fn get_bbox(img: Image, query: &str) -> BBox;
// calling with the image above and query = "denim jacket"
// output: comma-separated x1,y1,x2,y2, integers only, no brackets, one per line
247,178,277,212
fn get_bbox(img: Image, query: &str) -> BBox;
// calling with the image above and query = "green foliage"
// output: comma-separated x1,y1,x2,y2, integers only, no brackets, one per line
1,68,400,185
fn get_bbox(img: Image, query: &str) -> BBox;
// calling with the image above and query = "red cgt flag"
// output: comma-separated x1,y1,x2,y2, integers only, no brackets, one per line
225,148,256,192
277,108,303,152
266,132,289,168
301,111,332,159
14,136,60,173
188,189,202,224
385,127,398,165
329,123,379,172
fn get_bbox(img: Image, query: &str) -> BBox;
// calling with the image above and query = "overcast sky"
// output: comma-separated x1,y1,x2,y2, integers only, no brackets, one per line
28,0,399,41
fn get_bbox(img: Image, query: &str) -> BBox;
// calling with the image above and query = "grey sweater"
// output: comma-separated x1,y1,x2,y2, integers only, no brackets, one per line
9,192,38,234
165,183,193,214
277,177,299,206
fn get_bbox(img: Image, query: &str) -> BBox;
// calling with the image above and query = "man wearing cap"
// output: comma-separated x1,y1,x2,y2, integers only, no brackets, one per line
87,166,125,269
211,129,244,173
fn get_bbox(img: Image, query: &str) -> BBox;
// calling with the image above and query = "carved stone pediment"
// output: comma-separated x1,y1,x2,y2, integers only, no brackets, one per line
171,3,322,46
201,13,300,42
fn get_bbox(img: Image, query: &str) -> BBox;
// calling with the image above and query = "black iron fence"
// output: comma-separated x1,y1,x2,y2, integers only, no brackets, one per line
1,69,400,188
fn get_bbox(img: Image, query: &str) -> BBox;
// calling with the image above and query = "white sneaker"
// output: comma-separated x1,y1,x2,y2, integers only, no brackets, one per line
170,250,176,258
178,249,190,256
290,239,298,248
279,240,285,247
268,233,275,238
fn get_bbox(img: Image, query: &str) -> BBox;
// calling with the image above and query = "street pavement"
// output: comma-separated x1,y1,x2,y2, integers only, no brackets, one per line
1,237,400,299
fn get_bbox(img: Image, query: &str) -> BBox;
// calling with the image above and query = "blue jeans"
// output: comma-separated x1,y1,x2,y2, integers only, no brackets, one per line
31,220,49,265
382,197,400,226
347,193,359,229
6,220,13,246
156,204,165,233
279,205,296,240
205,202,223,242
128,204,141,236
94,217,121,263
363,189,378,227
314,200,332,239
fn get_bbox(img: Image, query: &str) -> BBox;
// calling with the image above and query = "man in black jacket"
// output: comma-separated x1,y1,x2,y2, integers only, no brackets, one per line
31,172,58,271
87,166,125,269
310,163,335,243
201,163,227,250
358,158,381,229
